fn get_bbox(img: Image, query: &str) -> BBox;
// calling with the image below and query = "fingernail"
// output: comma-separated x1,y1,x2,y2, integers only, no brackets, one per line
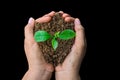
75,18,81,25
28,17,34,24
59,11,64,13
51,11,55,13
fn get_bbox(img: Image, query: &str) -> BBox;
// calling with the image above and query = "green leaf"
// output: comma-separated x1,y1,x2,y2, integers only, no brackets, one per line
59,29,76,40
54,31,60,38
34,30,51,42
52,38,58,50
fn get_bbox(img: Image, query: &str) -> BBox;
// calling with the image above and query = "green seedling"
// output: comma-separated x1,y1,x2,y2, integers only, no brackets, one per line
34,29,76,50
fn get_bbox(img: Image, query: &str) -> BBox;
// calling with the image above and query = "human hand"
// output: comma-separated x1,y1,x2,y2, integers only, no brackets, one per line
22,11,86,80
55,12,86,80
22,11,55,80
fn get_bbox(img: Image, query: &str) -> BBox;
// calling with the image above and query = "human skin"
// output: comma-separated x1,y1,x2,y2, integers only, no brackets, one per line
22,11,86,80
22,11,56,80
55,18,86,80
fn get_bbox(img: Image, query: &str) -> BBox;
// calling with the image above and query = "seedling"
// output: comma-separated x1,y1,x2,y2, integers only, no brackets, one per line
34,29,76,50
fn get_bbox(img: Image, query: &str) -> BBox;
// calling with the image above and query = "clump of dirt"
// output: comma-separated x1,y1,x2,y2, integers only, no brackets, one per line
34,12,75,66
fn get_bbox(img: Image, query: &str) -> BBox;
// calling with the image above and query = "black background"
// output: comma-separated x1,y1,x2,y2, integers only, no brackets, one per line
1,0,117,80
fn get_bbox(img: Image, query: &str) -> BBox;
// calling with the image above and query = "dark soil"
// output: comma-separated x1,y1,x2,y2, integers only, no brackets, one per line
34,12,75,66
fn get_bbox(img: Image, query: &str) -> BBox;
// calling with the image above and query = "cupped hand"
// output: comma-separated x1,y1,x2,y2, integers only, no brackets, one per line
22,11,55,80
22,11,86,80
55,11,87,80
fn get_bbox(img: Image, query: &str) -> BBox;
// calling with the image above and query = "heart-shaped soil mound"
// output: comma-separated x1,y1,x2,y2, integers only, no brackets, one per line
34,12,75,66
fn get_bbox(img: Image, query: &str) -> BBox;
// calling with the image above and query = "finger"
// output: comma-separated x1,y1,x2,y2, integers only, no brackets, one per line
65,17,75,22
55,64,62,71
72,18,85,51
62,13,70,18
58,11,64,14
36,11,55,22
36,16,51,23
63,18,85,68
24,17,35,40
43,11,55,17
47,11,55,17
45,63,55,72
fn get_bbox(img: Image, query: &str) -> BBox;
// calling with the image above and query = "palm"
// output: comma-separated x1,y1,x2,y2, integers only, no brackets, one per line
55,18,86,73
24,12,55,72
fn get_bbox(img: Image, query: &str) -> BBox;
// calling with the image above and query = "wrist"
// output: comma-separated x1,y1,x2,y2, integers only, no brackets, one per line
22,68,52,80
55,71,80,80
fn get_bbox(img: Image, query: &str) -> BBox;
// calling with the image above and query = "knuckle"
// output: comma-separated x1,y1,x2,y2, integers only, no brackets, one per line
24,25,28,31
79,26,84,31
24,25,30,32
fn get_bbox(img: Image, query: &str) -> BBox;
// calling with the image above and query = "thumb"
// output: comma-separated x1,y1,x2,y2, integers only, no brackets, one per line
62,18,86,68
24,17,35,40
64,18,86,68
72,18,85,53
